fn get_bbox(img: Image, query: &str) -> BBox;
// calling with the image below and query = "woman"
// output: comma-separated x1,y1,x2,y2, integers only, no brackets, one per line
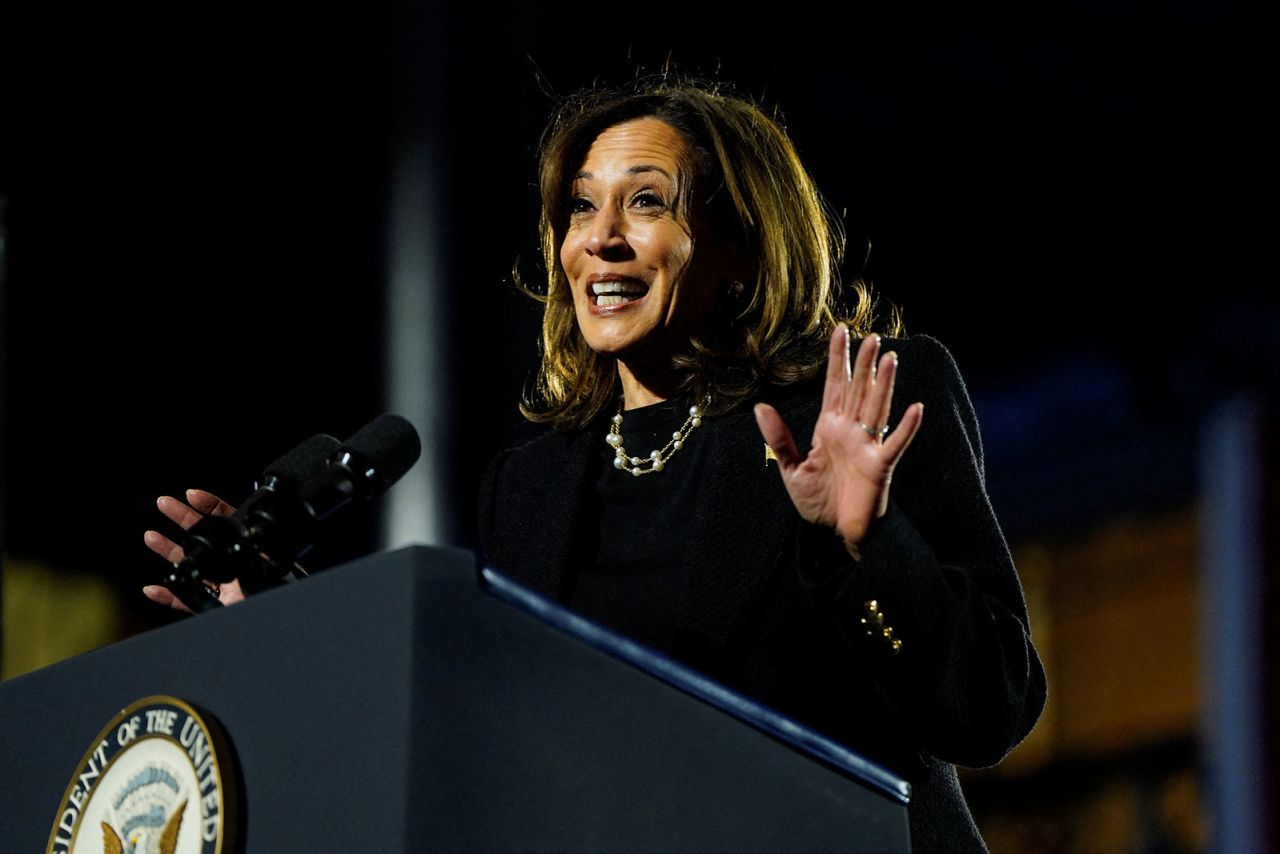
477,80,1046,852
146,80,1045,851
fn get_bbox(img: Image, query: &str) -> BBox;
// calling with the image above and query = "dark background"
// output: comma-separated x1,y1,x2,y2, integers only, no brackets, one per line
0,2,1271,619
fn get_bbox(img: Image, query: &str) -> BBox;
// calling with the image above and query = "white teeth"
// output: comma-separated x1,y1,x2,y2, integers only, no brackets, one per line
591,281,646,296
597,295,629,306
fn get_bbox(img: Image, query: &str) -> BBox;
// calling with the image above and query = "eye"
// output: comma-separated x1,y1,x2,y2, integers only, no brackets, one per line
568,196,595,215
631,191,665,210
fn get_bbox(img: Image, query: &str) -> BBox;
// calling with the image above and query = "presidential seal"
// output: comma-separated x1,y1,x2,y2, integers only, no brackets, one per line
46,696,237,854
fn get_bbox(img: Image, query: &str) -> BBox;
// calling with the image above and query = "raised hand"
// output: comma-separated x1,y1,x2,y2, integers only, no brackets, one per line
142,489,245,611
753,325,924,555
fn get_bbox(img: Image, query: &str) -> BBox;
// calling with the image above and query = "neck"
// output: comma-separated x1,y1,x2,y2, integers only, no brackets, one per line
616,359,687,410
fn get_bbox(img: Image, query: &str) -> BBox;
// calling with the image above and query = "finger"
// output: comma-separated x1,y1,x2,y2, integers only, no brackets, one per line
144,529,185,564
882,402,924,463
142,584,193,614
157,495,204,530
753,403,804,472
822,325,850,414
844,334,880,417
860,351,899,438
186,489,235,517
217,578,247,606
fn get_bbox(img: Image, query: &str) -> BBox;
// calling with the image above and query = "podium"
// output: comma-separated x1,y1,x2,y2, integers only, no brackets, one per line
0,546,910,851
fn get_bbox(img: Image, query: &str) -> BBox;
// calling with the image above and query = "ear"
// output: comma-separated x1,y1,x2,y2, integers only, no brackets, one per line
720,242,754,299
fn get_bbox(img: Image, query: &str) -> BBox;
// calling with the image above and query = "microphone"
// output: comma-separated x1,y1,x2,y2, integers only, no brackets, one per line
253,413,422,574
297,413,423,521
169,415,421,612
256,414,421,564
166,433,341,611
241,433,344,521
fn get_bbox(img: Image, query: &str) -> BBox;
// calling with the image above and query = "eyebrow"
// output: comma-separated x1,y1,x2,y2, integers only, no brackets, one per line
572,165,675,181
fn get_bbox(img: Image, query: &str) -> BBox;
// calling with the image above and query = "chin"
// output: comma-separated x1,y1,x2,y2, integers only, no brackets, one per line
581,334,643,359
576,319,656,359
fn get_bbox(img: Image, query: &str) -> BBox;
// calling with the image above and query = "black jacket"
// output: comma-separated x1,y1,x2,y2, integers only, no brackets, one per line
479,335,1047,852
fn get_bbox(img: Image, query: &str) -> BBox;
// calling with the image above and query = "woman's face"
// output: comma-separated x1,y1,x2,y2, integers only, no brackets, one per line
559,118,725,363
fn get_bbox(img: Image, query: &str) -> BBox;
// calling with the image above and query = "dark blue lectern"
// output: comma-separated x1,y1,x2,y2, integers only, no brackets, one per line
0,546,910,851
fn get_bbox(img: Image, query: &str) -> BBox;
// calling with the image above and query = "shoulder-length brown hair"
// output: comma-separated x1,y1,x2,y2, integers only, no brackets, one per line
520,78,891,430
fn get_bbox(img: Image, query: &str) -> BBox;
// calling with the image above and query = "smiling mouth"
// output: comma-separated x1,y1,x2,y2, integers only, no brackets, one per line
591,279,649,307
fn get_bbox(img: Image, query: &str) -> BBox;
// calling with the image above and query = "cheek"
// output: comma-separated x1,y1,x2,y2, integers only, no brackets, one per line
667,248,722,324
644,229,691,284
662,240,697,300
558,236,575,277
559,237,589,305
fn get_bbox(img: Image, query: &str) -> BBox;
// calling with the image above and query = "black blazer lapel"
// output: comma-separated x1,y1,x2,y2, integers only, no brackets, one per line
481,427,598,600
680,397,817,659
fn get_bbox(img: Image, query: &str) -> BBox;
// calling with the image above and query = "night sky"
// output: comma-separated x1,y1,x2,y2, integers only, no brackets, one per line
1,2,1270,622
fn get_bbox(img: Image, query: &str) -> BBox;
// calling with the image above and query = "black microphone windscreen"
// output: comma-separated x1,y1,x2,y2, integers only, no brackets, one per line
341,414,422,493
262,434,342,487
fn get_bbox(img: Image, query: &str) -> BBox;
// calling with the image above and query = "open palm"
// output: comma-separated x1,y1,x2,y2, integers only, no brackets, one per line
754,326,924,553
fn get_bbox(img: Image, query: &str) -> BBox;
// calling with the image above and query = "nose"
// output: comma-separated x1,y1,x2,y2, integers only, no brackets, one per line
585,204,630,259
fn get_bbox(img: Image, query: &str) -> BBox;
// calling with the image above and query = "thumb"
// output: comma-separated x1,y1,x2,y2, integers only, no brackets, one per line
753,403,803,472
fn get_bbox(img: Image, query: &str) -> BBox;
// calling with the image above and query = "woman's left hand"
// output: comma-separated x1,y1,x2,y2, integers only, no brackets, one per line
142,489,247,612
754,325,924,555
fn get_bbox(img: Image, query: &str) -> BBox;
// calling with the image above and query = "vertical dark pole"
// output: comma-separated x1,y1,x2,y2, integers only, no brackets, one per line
0,195,7,675
1263,406,1279,848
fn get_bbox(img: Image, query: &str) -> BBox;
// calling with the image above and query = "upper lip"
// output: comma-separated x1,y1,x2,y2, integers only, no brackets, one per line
586,272,646,287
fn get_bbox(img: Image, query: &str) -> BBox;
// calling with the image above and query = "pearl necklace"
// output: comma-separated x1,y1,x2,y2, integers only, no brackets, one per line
605,397,708,476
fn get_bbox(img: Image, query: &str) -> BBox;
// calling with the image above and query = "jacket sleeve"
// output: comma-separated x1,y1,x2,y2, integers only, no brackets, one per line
796,334,1046,768
477,447,513,566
